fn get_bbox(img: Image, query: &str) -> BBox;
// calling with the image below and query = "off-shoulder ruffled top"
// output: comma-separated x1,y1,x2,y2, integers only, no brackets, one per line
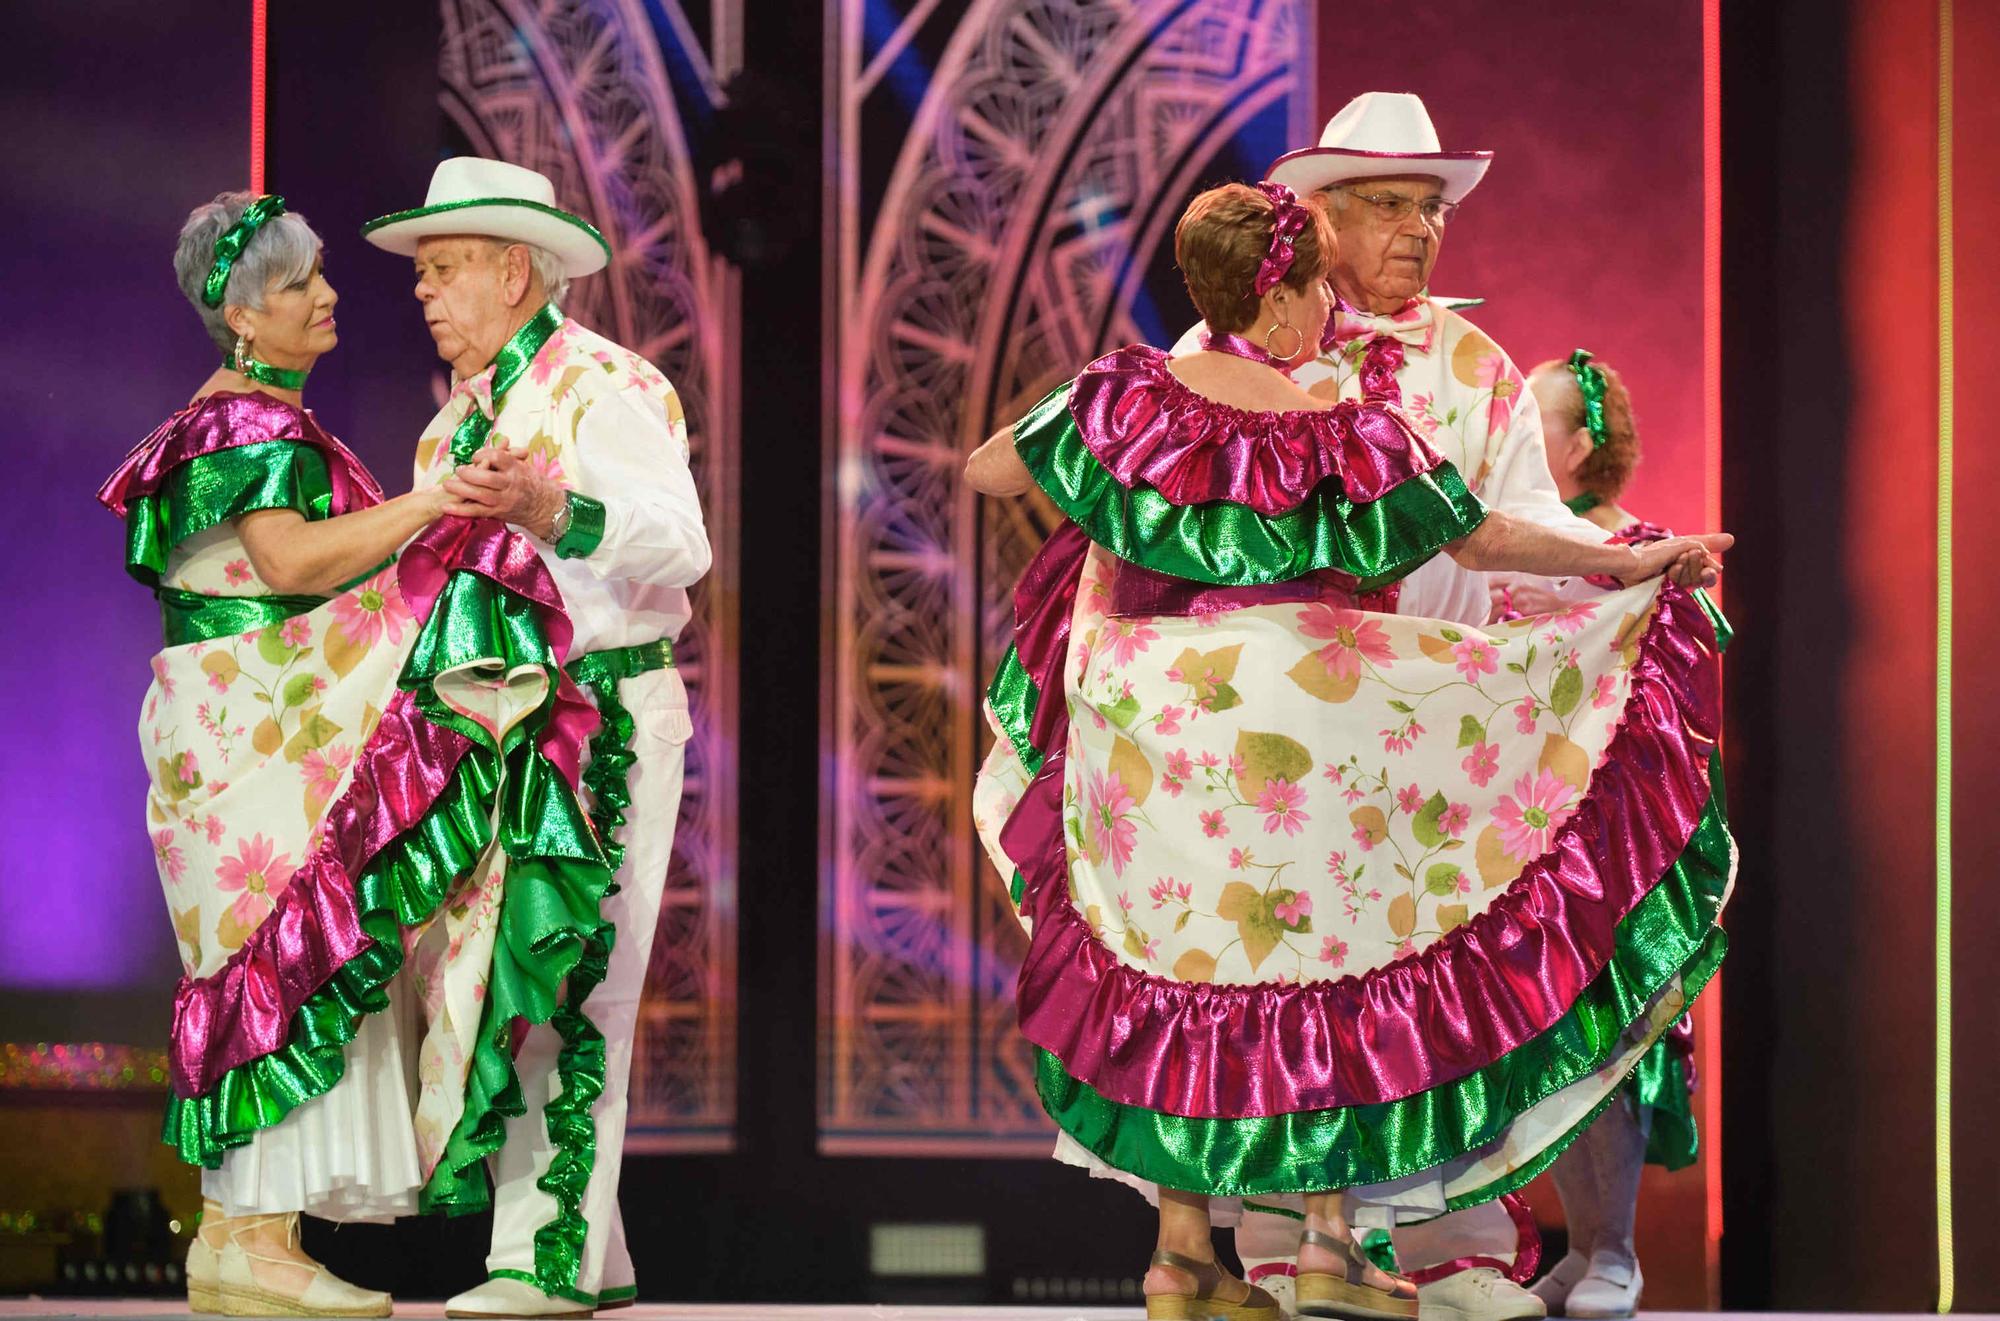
1012,345,1487,590
98,391,385,587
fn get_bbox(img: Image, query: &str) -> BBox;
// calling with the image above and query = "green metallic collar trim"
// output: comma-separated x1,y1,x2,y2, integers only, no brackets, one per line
361,197,610,262
447,302,566,464
231,354,309,392
1565,491,1602,516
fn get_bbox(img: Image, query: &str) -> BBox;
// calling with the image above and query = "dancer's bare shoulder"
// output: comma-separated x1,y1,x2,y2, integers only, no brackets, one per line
1165,350,1333,415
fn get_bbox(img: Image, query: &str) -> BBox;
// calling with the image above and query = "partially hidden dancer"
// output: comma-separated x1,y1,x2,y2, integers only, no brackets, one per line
965,180,1734,1321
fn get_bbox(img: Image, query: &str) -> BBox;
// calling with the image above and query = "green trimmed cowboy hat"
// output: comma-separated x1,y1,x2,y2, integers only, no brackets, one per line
362,157,610,277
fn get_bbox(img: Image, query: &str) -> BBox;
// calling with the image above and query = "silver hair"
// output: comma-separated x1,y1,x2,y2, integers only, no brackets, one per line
523,242,570,307
494,239,569,307
174,192,322,352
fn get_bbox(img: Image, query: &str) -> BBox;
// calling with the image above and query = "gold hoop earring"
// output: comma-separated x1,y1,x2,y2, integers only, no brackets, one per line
1264,320,1304,361
232,333,249,373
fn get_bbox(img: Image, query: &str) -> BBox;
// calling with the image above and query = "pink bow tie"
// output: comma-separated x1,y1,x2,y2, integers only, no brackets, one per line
1325,296,1437,353
450,368,498,420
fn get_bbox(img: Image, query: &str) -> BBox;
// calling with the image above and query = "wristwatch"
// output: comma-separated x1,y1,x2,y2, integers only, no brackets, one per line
547,491,574,544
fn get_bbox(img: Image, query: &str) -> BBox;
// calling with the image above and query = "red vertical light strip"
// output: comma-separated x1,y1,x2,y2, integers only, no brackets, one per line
1699,0,1725,1305
249,0,268,192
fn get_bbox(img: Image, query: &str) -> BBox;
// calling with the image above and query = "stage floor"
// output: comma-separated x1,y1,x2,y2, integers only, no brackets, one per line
0,1307,1990,1321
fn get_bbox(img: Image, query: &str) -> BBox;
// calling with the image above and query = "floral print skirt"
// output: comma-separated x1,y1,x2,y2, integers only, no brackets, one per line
141,569,516,1216
976,543,1730,1210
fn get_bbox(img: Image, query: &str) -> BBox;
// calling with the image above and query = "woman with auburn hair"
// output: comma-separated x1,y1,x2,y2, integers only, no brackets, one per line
967,184,1734,1321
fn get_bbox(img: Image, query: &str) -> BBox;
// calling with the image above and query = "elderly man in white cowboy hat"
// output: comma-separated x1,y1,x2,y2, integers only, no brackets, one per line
363,156,709,1318
1171,92,1618,1321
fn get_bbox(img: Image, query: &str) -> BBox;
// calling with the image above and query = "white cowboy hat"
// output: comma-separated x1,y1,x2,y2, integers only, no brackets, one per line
1265,92,1492,204
361,157,610,277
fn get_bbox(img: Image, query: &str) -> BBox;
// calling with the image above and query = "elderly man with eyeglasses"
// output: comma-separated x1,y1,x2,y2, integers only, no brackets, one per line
1172,92,1622,1321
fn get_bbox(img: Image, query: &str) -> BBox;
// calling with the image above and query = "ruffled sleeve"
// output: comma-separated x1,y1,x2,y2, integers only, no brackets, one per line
99,393,386,587
1014,347,1487,590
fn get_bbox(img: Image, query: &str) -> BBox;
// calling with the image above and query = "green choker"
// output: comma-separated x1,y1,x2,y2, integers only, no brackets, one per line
231,353,310,392
1565,491,1603,516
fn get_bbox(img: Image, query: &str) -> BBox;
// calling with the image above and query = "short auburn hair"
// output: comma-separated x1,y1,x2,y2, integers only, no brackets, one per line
1532,357,1641,500
1174,183,1337,333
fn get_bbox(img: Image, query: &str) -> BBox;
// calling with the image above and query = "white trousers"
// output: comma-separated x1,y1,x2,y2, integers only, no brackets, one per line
482,669,688,1302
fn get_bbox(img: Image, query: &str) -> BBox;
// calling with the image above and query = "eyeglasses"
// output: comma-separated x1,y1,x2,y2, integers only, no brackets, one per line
1339,188,1458,229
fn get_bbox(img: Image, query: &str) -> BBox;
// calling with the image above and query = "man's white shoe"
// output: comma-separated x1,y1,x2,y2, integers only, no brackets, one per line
1530,1251,1590,1315
1415,1267,1548,1321
1564,1255,1642,1320
446,1275,594,1319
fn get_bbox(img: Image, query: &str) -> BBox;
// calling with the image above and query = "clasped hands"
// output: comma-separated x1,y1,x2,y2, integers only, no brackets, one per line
1493,531,1733,619
439,444,566,540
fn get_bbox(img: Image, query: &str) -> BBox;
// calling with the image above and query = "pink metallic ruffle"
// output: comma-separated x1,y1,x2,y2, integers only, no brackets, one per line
1002,584,1722,1120
167,693,470,1097
1067,346,1443,515
166,516,596,1099
97,391,384,518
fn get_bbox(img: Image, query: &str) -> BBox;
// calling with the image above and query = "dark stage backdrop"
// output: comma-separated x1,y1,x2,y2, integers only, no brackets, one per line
1720,0,1999,1310
0,5,442,1043
0,5,257,1032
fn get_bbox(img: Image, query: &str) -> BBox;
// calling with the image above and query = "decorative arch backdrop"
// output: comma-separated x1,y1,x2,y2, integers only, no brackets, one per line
821,0,1315,1152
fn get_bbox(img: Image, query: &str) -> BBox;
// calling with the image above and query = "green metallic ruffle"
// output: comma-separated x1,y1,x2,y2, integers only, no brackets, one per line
1629,1036,1698,1170
126,441,333,587
1695,588,1733,652
1035,765,1731,1199
1011,385,1488,591
531,915,612,1290
402,571,560,757
418,844,612,1227
421,647,668,1295
986,644,1042,775
160,573,605,1171
163,751,498,1168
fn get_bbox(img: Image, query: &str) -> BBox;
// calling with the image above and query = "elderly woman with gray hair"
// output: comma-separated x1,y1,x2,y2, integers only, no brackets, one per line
99,191,623,1316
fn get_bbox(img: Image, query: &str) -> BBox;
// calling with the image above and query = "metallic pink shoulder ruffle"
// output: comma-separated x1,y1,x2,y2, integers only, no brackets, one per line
1001,582,1723,1120
165,517,595,1099
1067,345,1446,514
97,391,385,518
